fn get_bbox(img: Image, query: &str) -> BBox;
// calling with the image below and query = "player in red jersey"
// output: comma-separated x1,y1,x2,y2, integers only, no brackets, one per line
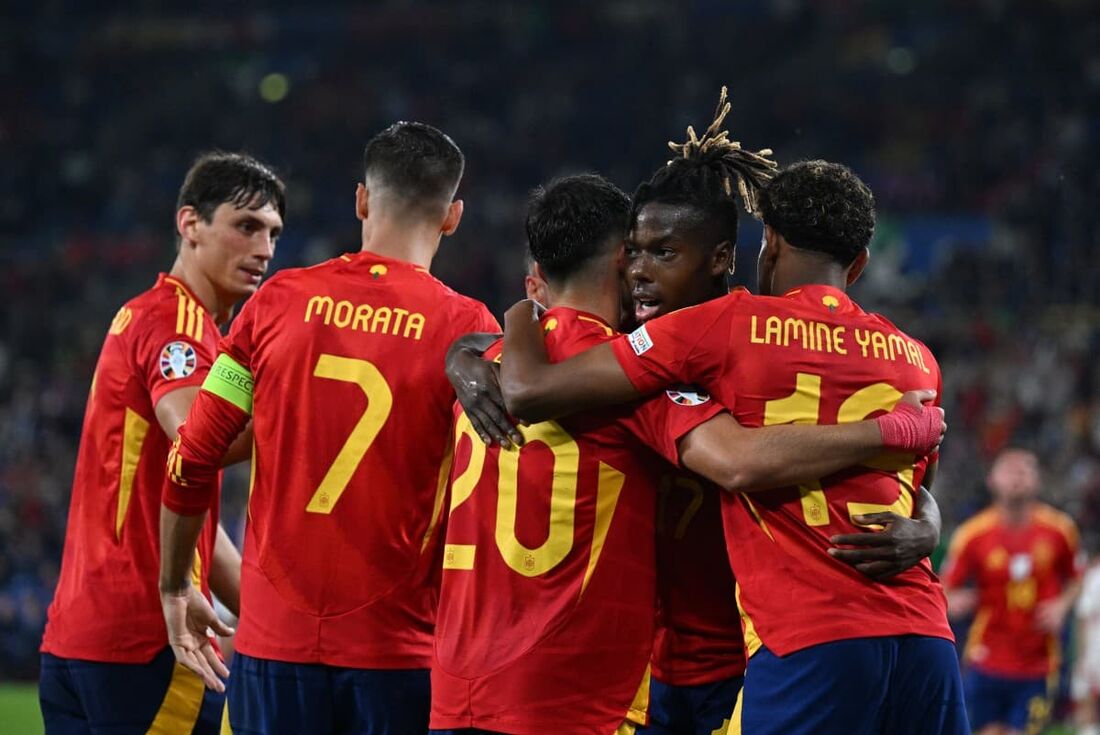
500,159,967,734
942,448,1082,735
38,152,285,734
159,122,500,735
431,174,943,735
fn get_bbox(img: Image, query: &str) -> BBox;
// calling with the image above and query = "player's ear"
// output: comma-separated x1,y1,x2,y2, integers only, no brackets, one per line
710,240,734,277
846,248,870,287
441,199,464,236
355,183,369,222
176,206,199,248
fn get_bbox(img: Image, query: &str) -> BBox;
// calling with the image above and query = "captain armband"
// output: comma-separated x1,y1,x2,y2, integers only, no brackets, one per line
202,354,254,415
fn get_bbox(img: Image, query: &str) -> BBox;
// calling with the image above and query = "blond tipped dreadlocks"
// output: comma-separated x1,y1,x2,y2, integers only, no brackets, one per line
663,86,778,217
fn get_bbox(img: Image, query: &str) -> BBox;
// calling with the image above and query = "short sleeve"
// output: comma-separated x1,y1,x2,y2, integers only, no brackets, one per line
610,296,733,396
621,388,725,467
135,303,218,408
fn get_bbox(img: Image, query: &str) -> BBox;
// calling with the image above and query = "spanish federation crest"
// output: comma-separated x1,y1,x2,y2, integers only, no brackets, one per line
160,341,197,380
665,386,711,406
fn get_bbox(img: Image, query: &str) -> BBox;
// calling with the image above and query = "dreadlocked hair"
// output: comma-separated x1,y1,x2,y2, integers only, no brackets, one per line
632,86,778,243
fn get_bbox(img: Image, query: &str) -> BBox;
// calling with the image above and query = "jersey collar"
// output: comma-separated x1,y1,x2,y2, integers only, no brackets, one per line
780,284,856,314
158,273,204,304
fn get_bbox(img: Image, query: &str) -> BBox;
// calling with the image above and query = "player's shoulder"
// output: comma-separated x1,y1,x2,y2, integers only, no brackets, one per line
1033,503,1079,541
117,274,207,342
953,508,1001,546
541,308,616,359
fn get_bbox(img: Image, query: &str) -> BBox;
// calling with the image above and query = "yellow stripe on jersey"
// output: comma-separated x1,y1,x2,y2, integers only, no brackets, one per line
174,291,205,340
422,440,454,553
577,314,614,336
724,686,744,735
146,662,205,734
740,495,775,541
736,583,764,658
116,408,150,540
190,548,203,590
625,663,651,726
220,700,233,734
581,461,627,594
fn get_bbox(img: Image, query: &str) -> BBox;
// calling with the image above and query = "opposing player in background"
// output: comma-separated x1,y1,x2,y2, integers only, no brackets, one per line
501,159,966,734
39,152,285,734
943,448,1081,735
432,174,944,735
160,122,499,735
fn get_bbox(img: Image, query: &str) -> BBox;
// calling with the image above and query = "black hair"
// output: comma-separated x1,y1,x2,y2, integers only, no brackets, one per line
363,121,464,217
632,86,777,244
525,174,630,282
759,160,876,266
176,151,286,224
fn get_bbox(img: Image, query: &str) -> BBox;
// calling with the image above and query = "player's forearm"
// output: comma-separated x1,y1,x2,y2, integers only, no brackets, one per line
915,487,942,542
221,423,253,467
681,418,883,492
159,506,207,595
501,303,638,421
208,525,241,617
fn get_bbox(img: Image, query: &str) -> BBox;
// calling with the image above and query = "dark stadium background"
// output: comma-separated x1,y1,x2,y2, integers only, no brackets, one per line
1,1,1096,730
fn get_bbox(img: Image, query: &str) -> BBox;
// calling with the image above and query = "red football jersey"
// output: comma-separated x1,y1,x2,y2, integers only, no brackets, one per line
431,308,723,735
652,472,745,685
610,285,953,657
164,251,499,668
42,274,219,663
942,503,1081,677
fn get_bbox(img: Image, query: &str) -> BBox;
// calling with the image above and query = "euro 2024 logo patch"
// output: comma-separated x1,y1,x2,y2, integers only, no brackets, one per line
160,341,197,380
666,385,711,406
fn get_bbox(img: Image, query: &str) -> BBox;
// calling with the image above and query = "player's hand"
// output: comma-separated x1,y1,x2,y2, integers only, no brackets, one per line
827,511,938,581
1036,596,1072,634
876,390,945,454
161,585,234,692
446,349,523,448
946,587,979,618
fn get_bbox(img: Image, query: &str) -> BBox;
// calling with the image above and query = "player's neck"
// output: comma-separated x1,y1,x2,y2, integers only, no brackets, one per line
771,258,849,296
548,282,621,330
997,499,1034,527
360,216,441,270
168,256,233,325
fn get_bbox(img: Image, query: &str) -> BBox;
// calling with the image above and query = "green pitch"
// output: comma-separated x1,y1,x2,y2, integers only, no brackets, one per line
0,683,42,734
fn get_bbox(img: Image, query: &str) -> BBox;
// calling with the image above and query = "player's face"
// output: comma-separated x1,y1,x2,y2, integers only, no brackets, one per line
625,203,729,323
193,201,283,299
988,450,1041,504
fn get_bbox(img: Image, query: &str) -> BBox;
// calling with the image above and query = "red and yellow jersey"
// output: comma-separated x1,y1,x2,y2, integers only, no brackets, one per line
431,308,723,735
610,284,953,658
652,472,745,685
942,503,1081,677
164,251,499,669
42,274,219,663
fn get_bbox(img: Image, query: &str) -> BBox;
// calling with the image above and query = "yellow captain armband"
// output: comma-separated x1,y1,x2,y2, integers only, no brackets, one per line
202,354,254,414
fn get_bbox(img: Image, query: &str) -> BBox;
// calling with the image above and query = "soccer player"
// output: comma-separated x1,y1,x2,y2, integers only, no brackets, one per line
500,159,967,734
942,448,1082,735
38,152,285,734
431,174,944,735
524,252,549,303
159,122,500,735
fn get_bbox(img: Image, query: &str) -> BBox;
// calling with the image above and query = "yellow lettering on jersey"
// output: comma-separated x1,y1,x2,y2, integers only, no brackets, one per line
853,327,871,357
443,544,476,570
116,408,150,540
870,330,889,360
750,315,765,344
749,313,852,356
783,318,807,348
833,325,848,354
304,295,426,341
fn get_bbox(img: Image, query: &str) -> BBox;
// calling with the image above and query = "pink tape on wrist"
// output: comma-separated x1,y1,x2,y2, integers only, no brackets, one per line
876,401,943,454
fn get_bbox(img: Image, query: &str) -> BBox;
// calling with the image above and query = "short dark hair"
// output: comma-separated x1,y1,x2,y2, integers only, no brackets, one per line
363,121,464,217
176,151,286,224
526,174,630,282
759,160,876,266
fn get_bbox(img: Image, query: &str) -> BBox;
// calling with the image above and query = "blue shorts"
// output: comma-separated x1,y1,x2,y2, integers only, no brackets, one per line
735,636,969,735
964,667,1052,733
227,652,429,735
39,647,224,735
636,675,744,735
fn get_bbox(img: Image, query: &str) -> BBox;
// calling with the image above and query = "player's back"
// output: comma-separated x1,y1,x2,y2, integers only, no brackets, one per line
618,283,952,658
42,274,218,662
433,307,718,735
718,285,952,656
225,251,497,668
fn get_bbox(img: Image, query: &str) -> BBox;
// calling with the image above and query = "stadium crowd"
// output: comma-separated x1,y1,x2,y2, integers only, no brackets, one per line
1,0,1097,704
